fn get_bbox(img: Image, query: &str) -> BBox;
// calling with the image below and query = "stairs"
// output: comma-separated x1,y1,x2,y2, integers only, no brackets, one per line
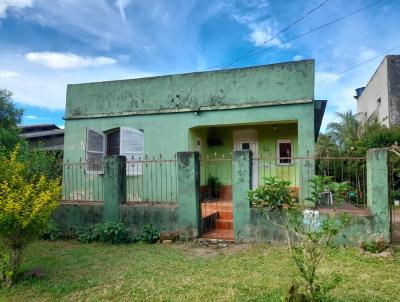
201,201,234,240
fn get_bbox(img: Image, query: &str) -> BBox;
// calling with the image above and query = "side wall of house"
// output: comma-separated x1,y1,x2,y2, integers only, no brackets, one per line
357,58,390,126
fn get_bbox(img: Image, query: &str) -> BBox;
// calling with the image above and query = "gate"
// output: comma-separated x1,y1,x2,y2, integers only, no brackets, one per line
389,151,400,243
200,154,233,240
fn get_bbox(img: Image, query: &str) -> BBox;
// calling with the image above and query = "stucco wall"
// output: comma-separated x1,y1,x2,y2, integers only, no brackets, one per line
357,57,389,126
66,60,314,119
388,55,400,126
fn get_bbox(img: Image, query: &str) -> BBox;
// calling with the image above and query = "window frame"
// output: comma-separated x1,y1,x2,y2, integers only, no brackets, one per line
276,139,293,166
120,127,144,176
85,128,106,174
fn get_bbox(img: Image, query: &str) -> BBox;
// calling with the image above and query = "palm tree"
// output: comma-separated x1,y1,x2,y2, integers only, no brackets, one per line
326,111,384,156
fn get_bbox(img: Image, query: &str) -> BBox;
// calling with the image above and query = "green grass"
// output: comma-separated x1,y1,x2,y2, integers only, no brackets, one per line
0,241,399,301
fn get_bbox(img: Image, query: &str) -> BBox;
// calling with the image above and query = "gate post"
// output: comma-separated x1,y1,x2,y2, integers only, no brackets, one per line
177,152,201,237
232,150,252,241
367,148,390,242
103,156,126,223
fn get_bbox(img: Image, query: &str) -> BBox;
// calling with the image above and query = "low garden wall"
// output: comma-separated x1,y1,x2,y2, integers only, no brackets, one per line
54,202,180,237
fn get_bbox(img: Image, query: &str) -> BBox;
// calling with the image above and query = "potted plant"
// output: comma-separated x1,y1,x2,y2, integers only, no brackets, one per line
206,175,222,200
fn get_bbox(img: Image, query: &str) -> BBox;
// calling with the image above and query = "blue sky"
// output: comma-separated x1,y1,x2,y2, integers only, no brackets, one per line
0,0,399,130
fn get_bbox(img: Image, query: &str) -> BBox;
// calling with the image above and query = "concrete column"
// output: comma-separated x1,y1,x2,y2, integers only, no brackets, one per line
177,152,201,237
297,119,315,203
103,156,126,223
232,150,252,241
367,149,390,241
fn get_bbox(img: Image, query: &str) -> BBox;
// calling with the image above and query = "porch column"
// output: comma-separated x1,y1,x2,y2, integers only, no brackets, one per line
177,152,201,237
297,119,315,204
232,150,252,241
103,156,126,223
367,149,390,241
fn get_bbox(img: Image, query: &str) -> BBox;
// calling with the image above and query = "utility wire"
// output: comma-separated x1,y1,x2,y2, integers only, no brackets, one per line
211,0,385,71
316,44,400,84
208,0,331,70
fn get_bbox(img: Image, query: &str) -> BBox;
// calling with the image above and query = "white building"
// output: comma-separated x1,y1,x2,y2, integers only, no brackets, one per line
355,55,400,127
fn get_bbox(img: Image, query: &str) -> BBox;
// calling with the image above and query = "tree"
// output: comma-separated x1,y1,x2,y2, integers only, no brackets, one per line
0,89,25,154
325,111,384,156
0,145,61,286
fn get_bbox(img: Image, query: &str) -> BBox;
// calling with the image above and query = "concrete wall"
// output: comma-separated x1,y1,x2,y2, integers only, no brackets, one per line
54,203,179,236
388,55,400,126
357,57,389,126
357,55,400,127
66,60,314,119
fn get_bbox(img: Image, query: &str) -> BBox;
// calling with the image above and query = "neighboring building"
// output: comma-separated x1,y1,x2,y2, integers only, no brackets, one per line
354,55,400,127
20,124,64,150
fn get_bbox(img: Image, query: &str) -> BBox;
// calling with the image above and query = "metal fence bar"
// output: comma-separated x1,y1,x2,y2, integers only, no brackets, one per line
253,156,367,208
61,161,104,202
125,155,178,203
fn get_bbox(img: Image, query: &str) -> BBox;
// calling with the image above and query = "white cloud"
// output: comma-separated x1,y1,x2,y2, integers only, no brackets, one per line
248,22,282,47
26,114,38,119
315,71,341,83
0,0,32,18
115,0,130,24
230,2,284,49
359,46,378,61
25,52,117,69
292,55,303,61
0,69,19,79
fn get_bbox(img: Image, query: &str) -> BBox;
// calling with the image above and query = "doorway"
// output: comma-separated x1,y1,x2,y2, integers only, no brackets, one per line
233,129,258,189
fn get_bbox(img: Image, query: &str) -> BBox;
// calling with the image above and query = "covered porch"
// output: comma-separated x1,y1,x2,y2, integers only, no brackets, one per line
189,122,301,240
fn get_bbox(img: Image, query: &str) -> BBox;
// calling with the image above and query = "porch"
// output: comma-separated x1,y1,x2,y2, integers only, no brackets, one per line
190,122,300,240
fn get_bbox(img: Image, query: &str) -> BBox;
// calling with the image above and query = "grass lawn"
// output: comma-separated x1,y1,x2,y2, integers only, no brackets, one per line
0,241,399,302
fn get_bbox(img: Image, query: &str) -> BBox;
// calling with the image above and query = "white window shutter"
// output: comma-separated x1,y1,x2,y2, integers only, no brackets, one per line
86,129,105,173
120,127,144,176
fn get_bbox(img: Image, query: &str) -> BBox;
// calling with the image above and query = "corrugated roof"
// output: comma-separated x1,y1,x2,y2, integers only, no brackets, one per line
20,129,64,139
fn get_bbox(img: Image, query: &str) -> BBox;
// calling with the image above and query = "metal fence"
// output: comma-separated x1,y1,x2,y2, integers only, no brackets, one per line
200,154,232,202
254,156,367,208
61,160,104,202
126,155,178,203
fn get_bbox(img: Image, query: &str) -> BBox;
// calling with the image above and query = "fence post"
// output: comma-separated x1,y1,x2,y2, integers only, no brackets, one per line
103,156,126,223
177,152,201,237
367,148,390,241
232,150,252,241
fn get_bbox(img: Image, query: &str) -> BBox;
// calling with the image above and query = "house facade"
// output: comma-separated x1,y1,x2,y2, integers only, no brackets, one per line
355,55,400,127
61,60,329,239
64,60,325,196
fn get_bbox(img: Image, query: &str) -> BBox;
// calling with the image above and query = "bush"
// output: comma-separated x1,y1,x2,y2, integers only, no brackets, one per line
41,222,62,241
248,176,294,209
139,224,160,243
0,145,61,286
77,222,131,244
361,234,389,254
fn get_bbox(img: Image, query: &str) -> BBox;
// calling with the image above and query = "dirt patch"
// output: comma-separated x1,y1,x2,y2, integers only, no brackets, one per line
173,242,253,258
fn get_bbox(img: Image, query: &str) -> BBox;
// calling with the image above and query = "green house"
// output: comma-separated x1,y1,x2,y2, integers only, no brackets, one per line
63,60,326,207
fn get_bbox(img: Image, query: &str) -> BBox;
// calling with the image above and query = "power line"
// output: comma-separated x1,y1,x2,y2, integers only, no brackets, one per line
208,0,331,70
316,44,400,84
210,0,385,70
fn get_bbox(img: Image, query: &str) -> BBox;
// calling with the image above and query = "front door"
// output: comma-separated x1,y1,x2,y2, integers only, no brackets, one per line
233,130,258,189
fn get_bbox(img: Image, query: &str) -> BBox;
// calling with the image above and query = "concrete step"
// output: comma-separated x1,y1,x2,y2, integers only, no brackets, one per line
216,219,233,230
218,211,233,220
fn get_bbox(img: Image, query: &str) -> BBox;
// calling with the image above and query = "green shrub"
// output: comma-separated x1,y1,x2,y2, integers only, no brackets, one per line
361,234,389,254
97,222,131,244
41,222,62,241
77,223,131,244
139,224,160,243
248,176,293,209
76,225,98,243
